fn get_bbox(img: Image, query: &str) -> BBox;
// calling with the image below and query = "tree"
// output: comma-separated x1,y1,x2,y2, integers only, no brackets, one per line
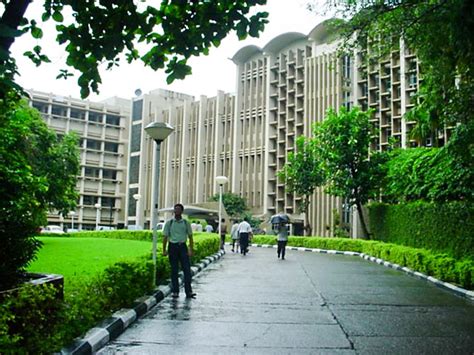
277,135,325,236
209,192,248,219
314,0,474,126
0,96,80,290
312,107,384,238
0,0,269,98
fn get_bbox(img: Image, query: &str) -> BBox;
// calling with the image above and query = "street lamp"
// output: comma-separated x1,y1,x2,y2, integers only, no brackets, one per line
94,203,101,230
133,193,141,229
69,211,76,230
145,121,174,287
215,175,228,246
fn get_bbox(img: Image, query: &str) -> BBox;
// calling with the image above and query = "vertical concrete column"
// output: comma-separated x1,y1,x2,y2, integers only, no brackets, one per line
162,106,175,210
180,101,191,204
262,54,273,213
213,90,225,192
399,38,407,148
195,95,207,202
232,65,243,194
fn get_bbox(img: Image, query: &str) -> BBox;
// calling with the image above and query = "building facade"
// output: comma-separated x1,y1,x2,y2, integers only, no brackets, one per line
29,90,130,230
35,19,437,236
125,20,434,236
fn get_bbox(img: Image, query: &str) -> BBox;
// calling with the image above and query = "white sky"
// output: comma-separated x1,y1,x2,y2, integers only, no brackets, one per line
11,0,329,101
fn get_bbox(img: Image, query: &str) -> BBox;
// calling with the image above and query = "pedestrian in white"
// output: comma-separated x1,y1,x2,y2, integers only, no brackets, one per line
238,217,252,256
205,224,214,233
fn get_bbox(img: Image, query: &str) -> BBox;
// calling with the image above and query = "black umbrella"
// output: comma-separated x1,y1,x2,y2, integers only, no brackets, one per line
270,213,290,224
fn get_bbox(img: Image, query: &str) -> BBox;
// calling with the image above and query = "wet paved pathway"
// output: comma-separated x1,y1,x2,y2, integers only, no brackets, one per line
99,247,474,354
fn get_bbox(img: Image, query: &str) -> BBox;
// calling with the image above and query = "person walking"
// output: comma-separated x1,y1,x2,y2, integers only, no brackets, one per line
205,223,214,233
275,223,289,260
230,220,240,253
219,218,227,250
238,217,252,256
162,203,196,299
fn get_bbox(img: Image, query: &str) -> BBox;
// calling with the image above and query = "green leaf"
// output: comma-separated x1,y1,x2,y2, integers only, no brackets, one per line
31,27,43,39
52,11,64,22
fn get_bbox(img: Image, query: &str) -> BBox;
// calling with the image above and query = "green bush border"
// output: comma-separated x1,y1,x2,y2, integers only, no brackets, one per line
252,236,474,290
368,201,474,260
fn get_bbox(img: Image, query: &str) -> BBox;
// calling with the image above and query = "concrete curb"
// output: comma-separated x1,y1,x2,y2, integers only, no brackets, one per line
252,243,474,302
61,249,225,355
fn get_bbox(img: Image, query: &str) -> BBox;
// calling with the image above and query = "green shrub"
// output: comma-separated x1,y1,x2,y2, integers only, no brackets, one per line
368,201,474,259
64,229,154,241
382,147,473,203
0,283,66,353
0,98,80,290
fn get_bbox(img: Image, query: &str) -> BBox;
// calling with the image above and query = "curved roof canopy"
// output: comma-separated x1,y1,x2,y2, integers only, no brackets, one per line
308,19,344,45
231,45,262,64
262,32,307,55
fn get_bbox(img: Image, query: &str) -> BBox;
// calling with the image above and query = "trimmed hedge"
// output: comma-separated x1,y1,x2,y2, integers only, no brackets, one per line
0,233,220,353
368,201,474,259
40,230,155,241
251,236,474,290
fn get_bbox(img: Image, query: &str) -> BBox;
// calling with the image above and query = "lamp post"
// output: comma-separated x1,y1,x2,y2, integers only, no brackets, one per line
133,193,141,229
69,211,76,230
94,203,101,230
145,121,174,287
215,176,228,246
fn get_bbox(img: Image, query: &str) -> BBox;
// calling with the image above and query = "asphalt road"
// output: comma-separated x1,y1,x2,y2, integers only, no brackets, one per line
99,246,474,354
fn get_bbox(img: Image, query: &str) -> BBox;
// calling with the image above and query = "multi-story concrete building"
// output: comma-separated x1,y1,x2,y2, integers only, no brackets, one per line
34,19,440,236
127,20,441,237
29,90,130,230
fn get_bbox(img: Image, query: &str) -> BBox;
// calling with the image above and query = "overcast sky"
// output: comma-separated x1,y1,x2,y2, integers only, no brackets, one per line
11,0,329,102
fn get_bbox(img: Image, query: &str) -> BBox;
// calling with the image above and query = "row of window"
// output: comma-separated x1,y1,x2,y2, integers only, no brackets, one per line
85,139,119,153
32,101,122,126
82,195,116,206
84,167,118,180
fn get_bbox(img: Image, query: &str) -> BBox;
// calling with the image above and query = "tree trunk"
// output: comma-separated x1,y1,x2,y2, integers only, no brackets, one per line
0,0,31,54
355,200,370,238
303,195,311,236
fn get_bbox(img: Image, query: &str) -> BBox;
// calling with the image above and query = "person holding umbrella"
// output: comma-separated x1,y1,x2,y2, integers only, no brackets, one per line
275,222,289,259
271,213,290,259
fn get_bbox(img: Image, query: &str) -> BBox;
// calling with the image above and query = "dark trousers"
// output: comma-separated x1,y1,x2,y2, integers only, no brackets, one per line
220,234,226,250
168,242,192,295
240,233,249,255
277,240,287,258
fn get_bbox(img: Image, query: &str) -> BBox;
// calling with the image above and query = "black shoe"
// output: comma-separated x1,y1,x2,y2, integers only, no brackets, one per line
186,293,196,299
277,253,280,258
172,292,179,298
282,257,285,260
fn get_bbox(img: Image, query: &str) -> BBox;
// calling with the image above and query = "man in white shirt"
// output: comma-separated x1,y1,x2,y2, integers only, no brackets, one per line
238,217,252,256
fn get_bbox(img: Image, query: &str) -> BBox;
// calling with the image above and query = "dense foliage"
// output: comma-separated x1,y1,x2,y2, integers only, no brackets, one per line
320,0,474,130
209,192,248,219
0,97,80,290
381,147,473,203
368,201,474,260
312,107,384,237
0,0,268,98
277,135,325,235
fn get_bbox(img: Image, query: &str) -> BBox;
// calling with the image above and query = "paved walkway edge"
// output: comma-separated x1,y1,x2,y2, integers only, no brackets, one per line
60,249,225,355
251,243,474,302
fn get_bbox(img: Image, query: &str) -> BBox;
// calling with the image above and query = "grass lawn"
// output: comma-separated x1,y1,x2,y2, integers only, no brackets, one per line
28,237,152,291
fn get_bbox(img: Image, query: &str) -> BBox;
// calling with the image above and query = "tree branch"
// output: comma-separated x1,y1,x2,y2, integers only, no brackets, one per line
0,0,31,53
